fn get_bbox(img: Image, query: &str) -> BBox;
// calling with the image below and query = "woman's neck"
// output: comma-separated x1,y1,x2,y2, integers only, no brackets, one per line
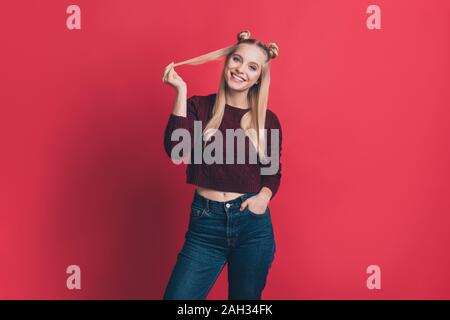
225,90,249,109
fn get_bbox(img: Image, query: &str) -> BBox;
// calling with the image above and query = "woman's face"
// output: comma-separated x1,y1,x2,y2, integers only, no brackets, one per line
224,43,268,92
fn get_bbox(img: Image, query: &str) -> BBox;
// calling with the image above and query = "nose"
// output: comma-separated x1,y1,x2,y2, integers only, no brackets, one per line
235,66,244,74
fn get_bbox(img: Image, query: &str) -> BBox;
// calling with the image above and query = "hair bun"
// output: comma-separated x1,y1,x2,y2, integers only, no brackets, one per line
237,30,251,42
267,42,279,59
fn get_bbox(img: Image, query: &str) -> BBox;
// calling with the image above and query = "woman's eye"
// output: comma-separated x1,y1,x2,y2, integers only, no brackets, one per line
249,66,257,71
233,56,240,62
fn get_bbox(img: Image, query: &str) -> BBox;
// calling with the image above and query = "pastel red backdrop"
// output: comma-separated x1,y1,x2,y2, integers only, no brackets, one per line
1,0,449,299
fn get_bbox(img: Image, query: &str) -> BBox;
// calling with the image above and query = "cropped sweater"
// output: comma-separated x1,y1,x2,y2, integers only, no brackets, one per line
163,93,282,199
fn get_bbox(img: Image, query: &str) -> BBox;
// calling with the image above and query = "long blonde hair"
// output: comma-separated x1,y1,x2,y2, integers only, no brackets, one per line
173,30,279,163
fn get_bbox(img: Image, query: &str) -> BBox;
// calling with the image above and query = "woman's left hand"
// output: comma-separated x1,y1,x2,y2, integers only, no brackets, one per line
240,192,271,215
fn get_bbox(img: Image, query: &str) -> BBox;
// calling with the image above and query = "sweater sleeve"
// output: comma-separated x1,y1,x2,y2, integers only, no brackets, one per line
163,95,200,160
260,112,282,199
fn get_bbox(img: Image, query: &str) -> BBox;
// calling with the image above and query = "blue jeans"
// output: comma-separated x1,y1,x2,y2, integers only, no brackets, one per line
163,190,276,300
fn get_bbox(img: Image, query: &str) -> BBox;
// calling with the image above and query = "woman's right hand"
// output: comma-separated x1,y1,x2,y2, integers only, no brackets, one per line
162,62,186,91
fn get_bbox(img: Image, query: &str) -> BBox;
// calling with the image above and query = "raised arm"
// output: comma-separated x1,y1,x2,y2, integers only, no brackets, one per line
162,62,199,160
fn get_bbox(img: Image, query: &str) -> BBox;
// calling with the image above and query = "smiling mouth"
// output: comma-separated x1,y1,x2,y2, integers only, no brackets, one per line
230,72,246,82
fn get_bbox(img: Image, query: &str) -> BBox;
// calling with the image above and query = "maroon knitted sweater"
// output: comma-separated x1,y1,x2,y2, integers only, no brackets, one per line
163,93,282,199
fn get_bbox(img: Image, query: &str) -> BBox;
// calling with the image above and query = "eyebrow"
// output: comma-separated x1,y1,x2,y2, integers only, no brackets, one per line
233,53,260,67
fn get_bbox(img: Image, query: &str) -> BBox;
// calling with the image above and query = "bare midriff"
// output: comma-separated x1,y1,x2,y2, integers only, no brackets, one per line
195,185,247,202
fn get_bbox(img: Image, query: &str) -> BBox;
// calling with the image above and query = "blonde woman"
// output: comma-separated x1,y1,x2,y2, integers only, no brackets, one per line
162,30,282,300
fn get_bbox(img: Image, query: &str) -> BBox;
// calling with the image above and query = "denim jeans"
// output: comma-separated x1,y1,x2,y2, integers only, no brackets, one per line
163,190,276,300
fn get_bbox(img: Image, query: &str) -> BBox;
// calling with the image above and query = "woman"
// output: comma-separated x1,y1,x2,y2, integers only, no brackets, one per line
161,30,282,300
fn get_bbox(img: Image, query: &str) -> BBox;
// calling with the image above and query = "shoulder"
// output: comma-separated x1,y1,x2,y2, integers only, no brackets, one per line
185,93,216,120
187,93,216,110
265,108,282,129
187,93,216,105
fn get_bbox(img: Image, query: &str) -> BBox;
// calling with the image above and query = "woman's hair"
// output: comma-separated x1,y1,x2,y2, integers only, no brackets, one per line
173,30,279,163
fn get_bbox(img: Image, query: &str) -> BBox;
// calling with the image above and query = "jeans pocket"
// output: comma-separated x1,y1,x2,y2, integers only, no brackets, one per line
190,202,207,219
246,205,270,218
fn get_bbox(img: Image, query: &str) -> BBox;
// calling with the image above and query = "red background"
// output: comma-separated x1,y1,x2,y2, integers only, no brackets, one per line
1,0,450,299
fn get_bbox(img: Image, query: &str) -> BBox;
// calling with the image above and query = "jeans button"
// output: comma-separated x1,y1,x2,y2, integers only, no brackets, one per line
225,203,231,208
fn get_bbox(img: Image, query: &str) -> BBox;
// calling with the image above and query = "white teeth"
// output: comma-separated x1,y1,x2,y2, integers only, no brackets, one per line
231,73,245,82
